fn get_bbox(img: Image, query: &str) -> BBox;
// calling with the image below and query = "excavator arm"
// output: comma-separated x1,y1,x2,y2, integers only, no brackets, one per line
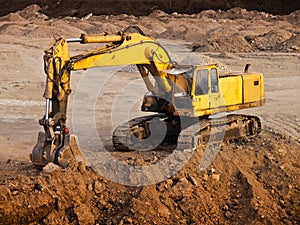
31,27,175,167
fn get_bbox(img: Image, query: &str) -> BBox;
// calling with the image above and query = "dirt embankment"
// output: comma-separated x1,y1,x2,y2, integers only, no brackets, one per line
1,0,300,17
1,129,299,225
1,5,300,53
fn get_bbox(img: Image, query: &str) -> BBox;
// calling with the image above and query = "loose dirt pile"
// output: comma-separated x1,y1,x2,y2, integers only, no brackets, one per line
2,0,300,17
0,129,299,224
0,5,299,53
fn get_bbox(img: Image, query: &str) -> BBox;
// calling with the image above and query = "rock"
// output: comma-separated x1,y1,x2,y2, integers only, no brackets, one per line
187,176,198,186
211,174,220,182
157,183,165,192
203,173,209,181
232,199,239,206
43,162,60,173
149,10,169,18
78,161,86,173
94,180,105,195
82,12,93,20
291,45,299,51
165,179,173,188
235,192,242,198
158,205,170,217
279,199,286,207
87,183,93,191
34,182,43,191
74,203,95,225
170,177,192,198
223,204,229,211
118,216,133,225
225,211,233,218
124,217,133,224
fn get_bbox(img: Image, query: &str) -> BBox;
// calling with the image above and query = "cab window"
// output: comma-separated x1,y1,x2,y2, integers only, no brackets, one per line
195,69,208,95
211,68,219,93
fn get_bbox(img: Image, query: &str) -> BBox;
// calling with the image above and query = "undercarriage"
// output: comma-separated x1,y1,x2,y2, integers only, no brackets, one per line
112,114,261,152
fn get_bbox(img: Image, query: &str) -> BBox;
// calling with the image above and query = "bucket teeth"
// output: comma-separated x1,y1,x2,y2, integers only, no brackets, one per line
56,134,87,168
30,132,49,167
30,132,87,168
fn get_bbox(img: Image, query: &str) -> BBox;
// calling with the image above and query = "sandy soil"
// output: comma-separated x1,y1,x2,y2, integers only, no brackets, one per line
0,5,299,225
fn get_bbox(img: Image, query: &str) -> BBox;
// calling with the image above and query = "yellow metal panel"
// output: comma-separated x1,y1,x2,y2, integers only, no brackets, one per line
192,95,210,111
219,76,243,106
260,74,265,101
242,73,262,103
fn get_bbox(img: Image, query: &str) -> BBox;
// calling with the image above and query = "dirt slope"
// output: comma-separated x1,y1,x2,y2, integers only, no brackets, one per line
1,129,299,225
1,5,299,53
1,0,300,17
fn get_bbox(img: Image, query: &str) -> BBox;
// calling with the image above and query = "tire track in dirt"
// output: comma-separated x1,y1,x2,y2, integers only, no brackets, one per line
262,114,300,140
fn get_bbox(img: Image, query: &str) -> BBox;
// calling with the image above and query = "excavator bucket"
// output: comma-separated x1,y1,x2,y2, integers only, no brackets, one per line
55,134,87,167
30,131,87,168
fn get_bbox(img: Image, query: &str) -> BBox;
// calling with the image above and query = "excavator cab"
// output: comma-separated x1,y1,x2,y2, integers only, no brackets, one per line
191,64,223,117
141,64,223,118
141,65,194,115
170,64,223,117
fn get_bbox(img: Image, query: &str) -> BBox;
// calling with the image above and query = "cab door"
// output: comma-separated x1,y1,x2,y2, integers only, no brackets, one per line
192,68,210,114
209,67,222,109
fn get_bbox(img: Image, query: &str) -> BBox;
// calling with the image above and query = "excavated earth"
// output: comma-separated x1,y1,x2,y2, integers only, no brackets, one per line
0,3,300,225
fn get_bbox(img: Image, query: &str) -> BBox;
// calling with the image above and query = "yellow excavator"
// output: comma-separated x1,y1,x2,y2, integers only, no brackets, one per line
30,26,265,167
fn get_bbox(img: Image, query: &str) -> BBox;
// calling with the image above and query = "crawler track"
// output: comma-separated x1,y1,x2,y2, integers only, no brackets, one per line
112,114,261,151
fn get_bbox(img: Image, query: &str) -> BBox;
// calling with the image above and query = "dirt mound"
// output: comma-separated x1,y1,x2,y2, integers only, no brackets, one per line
244,30,293,51
285,9,300,26
17,4,47,20
1,6,298,53
0,6,84,38
1,0,300,17
1,129,299,224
